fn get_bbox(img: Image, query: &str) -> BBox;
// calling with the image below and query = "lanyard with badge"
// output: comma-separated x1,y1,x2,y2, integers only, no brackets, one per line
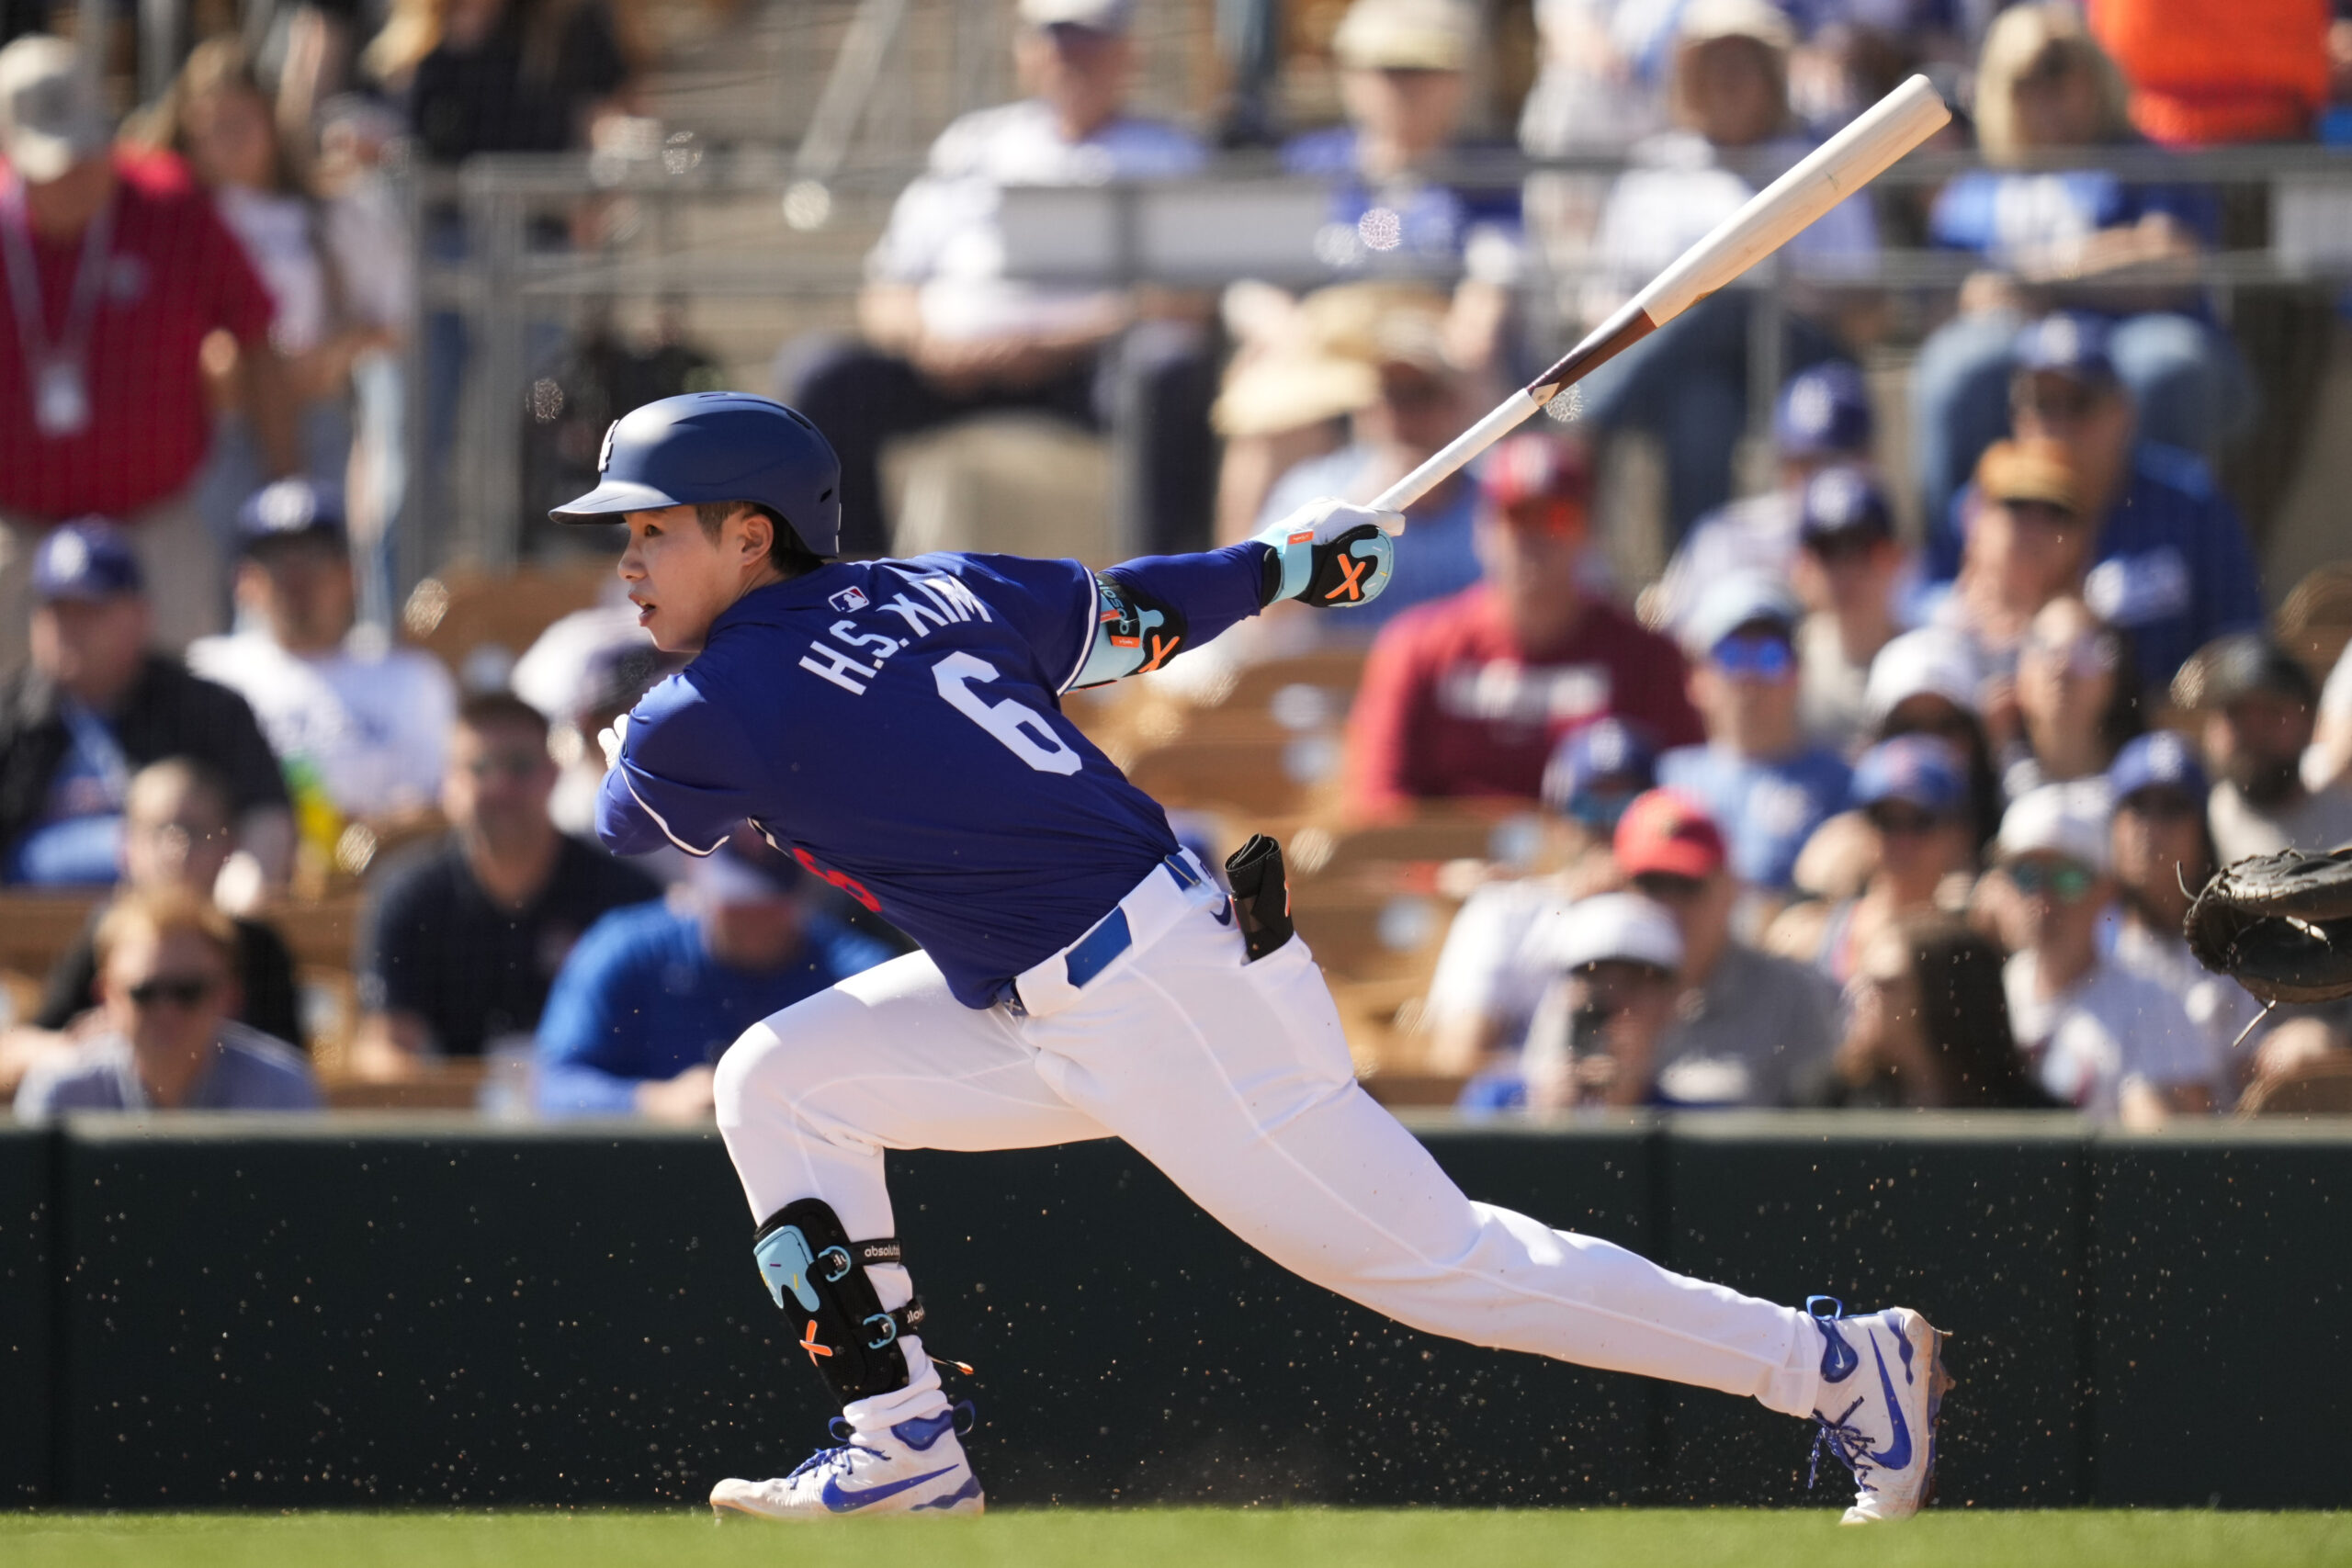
0,175,114,438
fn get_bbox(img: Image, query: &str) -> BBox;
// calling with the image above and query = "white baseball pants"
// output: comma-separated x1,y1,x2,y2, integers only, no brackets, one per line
714,873,1823,1428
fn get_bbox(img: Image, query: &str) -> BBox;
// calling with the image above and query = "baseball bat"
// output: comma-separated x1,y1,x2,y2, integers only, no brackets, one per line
1369,73,1951,520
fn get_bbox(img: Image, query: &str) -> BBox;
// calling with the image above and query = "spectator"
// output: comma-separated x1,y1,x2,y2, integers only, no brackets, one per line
1818,916,2057,1110
1789,466,1907,755
187,479,455,820
1245,299,1487,630
1768,735,1976,987
1651,359,1878,637
1864,626,2003,851
1519,0,1679,155
1658,574,1852,893
13,886,317,1116
2091,0,2330,147
354,692,659,1072
1343,434,1702,818
2308,637,2352,797
1420,716,1660,1073
1590,787,1839,1105
1928,436,2091,681
1996,782,2219,1122
777,0,1211,556
511,608,682,839
23,758,301,1047
1517,891,1687,1111
1931,313,2263,685
2103,731,2266,1088
2196,634,2352,863
1577,0,1876,536
131,40,408,560
535,842,891,1122
1910,4,2249,534
1996,595,2141,798
0,35,294,679
0,521,292,888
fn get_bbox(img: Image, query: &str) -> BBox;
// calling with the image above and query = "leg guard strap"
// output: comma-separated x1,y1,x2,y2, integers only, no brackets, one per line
752,1199,918,1403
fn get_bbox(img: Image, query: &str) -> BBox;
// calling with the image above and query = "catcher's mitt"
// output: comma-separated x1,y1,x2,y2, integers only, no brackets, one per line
2184,846,2352,1005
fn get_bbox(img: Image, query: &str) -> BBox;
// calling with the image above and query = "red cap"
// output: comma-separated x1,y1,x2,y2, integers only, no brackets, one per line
1612,788,1726,879
1480,433,1591,520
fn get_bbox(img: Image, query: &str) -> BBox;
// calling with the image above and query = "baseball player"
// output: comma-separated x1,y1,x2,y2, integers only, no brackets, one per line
554,392,1950,1524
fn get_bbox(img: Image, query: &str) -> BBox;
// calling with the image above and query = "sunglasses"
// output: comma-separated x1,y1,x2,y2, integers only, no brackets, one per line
2022,630,2116,679
1632,872,1708,903
1711,634,1795,682
126,974,220,1010
2007,860,2096,902
1866,804,1943,837
466,750,548,781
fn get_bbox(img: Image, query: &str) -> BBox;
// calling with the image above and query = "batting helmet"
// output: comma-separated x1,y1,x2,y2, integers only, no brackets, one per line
549,392,844,556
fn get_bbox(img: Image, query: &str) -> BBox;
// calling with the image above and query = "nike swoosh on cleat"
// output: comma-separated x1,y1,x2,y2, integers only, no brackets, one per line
1867,1332,1914,1472
820,1466,959,1513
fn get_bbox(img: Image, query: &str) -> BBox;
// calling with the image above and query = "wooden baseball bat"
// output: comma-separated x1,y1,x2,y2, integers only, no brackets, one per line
1370,73,1951,520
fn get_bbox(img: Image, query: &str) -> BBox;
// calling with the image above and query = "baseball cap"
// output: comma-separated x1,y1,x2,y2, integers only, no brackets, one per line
1540,717,1659,820
1797,466,1893,546
1997,783,2111,874
2012,312,2118,385
1681,571,1802,659
1774,361,1872,458
1851,735,1966,818
236,478,347,551
1332,0,1473,70
1866,627,1982,724
1614,788,1728,880
2195,632,2319,709
1481,434,1591,516
1678,0,1795,50
0,37,109,185
1534,892,1684,975
1974,438,2081,514
2108,729,2208,804
32,518,141,602
1017,0,1133,30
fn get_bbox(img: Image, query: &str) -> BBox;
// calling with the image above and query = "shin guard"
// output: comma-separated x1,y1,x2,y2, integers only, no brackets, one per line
752,1199,922,1403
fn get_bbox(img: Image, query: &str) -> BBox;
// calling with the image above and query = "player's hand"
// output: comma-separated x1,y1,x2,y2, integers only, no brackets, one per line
1254,497,1400,610
597,712,630,772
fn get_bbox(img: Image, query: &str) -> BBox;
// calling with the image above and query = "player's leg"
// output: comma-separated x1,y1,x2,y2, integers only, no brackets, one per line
1023,908,1947,1521
707,949,1110,1519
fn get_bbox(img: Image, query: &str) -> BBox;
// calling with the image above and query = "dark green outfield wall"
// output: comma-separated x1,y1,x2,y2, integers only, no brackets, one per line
0,1114,2346,1509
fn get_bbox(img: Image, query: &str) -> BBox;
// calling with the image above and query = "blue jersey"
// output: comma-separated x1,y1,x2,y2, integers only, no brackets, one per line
598,546,1266,1008
1657,742,1853,892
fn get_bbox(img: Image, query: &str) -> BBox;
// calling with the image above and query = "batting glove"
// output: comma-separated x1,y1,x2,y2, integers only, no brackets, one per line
1255,497,1399,610
597,712,630,772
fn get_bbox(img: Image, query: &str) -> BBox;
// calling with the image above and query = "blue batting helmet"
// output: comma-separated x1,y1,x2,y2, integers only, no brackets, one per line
549,392,843,556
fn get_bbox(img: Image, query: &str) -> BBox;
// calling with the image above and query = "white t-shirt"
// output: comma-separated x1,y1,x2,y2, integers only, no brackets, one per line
2109,918,2264,1077
2207,778,2352,865
2004,948,2221,1118
187,631,457,818
1423,877,1580,1050
868,99,1206,344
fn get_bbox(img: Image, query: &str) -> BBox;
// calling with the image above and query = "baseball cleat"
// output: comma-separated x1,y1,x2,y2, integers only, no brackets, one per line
710,1400,984,1519
1804,1297,1953,1525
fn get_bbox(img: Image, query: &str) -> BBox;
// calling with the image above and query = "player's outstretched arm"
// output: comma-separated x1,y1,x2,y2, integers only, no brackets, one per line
1069,498,1399,691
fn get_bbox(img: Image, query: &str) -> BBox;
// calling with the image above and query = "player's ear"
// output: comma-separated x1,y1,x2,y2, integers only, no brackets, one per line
733,505,775,569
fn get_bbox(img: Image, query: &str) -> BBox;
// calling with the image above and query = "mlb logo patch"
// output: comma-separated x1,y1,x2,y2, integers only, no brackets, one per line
829,586,869,614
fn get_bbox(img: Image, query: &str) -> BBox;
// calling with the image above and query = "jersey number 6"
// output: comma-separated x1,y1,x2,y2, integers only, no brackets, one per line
933,652,1083,776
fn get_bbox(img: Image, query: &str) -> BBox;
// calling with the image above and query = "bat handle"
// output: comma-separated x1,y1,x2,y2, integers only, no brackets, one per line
1367,389,1546,520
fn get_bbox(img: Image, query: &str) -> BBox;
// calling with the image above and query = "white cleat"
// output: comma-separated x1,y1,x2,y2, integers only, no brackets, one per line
1804,1298,1953,1525
710,1401,984,1520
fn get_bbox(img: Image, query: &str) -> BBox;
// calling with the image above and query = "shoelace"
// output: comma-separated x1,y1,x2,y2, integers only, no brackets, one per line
785,1429,879,1484
1807,1394,1877,1491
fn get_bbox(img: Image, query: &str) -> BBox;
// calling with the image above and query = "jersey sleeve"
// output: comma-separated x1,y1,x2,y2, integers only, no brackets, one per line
596,674,762,858
1101,542,1272,654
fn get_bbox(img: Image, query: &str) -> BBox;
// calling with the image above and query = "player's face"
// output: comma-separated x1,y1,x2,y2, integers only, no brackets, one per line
618,505,743,653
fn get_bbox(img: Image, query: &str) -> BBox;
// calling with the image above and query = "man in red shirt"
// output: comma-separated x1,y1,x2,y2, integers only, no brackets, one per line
0,37,293,681
1342,433,1703,818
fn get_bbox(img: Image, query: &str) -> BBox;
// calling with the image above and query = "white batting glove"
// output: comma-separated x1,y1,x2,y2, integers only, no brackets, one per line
597,712,630,772
1253,497,1401,609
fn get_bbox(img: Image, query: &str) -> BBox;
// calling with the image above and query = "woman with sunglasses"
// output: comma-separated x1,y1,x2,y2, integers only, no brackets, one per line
1996,595,2142,799
13,886,318,1116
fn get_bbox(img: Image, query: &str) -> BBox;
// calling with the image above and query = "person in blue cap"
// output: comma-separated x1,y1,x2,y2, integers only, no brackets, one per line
1923,313,2260,688
1789,466,1909,756
0,519,290,887
1652,360,1876,636
1767,735,1977,988
1659,572,1855,895
187,479,457,819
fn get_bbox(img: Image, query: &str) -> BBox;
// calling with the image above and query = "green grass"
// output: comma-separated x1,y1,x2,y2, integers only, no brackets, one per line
3,1509,2349,1568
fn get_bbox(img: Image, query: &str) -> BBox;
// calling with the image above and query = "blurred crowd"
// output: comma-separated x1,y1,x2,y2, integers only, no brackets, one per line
0,0,2346,1122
